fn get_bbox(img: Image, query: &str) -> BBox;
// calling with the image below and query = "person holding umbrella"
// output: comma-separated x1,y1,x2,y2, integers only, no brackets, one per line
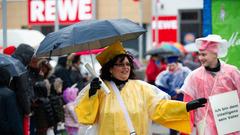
74,41,207,135
181,35,240,135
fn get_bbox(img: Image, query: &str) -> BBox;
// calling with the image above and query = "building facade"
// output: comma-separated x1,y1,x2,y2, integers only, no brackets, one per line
1,0,203,57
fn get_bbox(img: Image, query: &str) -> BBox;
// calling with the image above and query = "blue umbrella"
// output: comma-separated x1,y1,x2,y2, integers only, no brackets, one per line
146,44,181,56
35,19,146,57
0,54,26,77
160,44,182,55
146,47,175,56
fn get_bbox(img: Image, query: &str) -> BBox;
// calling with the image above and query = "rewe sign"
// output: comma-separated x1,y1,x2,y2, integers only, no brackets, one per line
152,16,177,46
28,0,92,25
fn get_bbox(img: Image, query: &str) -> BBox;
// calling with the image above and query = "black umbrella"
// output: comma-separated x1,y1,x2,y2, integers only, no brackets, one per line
35,18,146,57
0,54,26,77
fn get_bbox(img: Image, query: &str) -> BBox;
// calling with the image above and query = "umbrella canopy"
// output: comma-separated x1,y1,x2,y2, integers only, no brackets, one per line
35,19,146,57
0,54,26,77
75,48,105,56
146,47,175,56
0,46,3,53
173,42,187,54
146,43,182,56
160,43,183,55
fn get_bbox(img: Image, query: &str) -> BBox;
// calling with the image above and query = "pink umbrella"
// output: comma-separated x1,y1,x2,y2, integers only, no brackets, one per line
0,46,3,53
75,48,106,70
75,48,105,56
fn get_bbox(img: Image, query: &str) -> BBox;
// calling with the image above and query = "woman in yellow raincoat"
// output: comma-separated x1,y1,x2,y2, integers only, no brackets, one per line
75,41,206,135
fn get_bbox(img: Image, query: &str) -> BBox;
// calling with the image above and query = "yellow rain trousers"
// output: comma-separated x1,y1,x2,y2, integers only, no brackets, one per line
75,80,191,135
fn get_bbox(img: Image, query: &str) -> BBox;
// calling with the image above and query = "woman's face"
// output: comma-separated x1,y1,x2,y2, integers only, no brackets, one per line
168,63,178,72
110,57,131,81
198,50,218,68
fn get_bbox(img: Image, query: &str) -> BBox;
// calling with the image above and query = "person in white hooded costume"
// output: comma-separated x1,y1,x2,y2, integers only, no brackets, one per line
181,34,240,135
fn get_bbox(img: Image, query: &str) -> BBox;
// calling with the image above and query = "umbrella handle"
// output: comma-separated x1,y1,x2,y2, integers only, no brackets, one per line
85,63,111,94
48,43,60,61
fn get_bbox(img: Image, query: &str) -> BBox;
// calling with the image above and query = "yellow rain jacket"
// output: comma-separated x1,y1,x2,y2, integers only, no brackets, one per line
75,80,191,135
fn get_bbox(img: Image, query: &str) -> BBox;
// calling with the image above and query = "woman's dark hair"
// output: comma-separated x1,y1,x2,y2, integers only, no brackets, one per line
100,53,136,81
33,81,48,98
57,56,68,67
39,59,52,78
72,55,80,64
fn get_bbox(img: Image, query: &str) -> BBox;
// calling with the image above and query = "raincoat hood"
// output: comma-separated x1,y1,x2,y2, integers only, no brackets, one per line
63,87,78,103
195,35,228,58
12,43,35,66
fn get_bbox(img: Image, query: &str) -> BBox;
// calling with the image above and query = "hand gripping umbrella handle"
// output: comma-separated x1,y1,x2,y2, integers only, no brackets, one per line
85,63,110,94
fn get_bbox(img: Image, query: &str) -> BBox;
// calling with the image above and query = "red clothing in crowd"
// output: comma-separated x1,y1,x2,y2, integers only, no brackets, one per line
146,58,167,84
3,46,16,55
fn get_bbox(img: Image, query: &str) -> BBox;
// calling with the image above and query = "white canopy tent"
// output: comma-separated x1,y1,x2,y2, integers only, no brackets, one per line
184,43,198,52
0,29,45,49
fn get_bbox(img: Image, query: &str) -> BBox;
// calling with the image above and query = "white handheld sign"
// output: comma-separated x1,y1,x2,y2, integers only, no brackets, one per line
209,90,240,135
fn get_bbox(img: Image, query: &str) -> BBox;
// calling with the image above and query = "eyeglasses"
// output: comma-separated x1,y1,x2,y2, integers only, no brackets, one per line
114,63,131,67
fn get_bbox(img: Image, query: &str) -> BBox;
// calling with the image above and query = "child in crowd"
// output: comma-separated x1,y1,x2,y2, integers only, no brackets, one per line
63,87,79,135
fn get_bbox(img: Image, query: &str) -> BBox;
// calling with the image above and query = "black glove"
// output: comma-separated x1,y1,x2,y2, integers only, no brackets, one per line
186,98,207,112
89,78,101,97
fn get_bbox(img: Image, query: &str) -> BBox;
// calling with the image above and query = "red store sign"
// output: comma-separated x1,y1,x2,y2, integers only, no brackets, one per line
28,0,92,25
152,16,177,46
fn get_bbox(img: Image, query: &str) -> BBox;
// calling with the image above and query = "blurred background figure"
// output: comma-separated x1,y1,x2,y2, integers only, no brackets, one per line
32,81,55,135
38,59,53,79
183,42,201,71
63,87,79,135
53,55,73,91
28,58,55,135
28,57,45,135
145,54,167,85
10,43,35,135
155,55,191,100
125,48,145,80
155,55,191,135
69,54,87,91
0,67,23,135
182,52,201,71
48,75,65,135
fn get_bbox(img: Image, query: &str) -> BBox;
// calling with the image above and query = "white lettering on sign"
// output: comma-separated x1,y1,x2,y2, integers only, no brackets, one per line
209,90,240,135
152,20,177,30
58,0,78,21
29,0,92,24
79,0,92,20
31,1,44,22
45,1,55,21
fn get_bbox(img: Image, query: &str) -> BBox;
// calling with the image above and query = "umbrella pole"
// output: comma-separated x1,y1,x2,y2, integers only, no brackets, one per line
90,53,95,71
88,44,96,71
